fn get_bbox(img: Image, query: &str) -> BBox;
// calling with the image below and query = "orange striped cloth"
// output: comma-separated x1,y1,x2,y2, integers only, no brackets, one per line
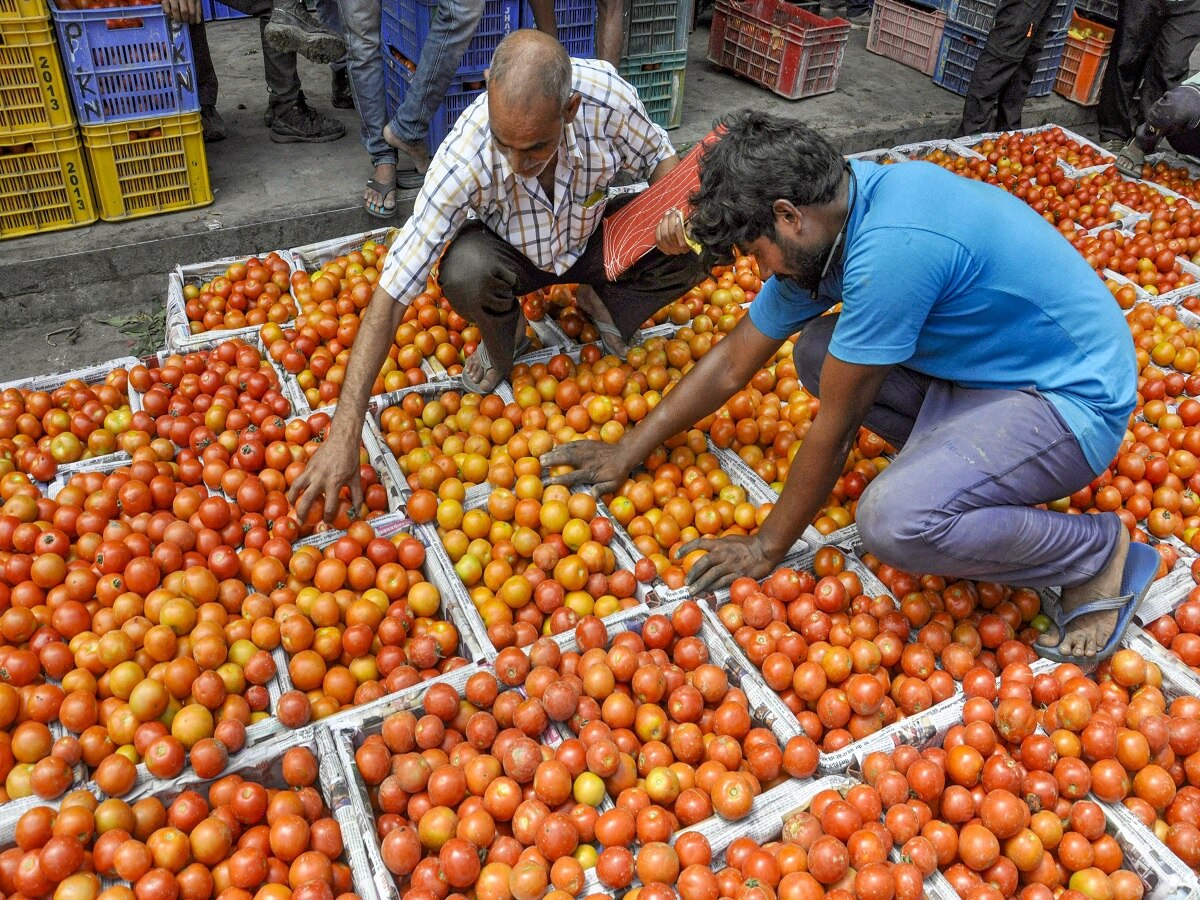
602,128,724,281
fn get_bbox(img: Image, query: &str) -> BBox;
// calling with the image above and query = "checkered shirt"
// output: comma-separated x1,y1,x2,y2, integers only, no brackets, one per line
377,58,674,306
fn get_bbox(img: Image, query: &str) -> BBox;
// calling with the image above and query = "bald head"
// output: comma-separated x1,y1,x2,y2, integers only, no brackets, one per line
486,31,579,179
488,30,573,113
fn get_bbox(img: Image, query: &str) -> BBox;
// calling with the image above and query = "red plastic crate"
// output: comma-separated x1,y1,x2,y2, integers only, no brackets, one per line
707,0,849,99
1054,12,1112,106
866,0,946,76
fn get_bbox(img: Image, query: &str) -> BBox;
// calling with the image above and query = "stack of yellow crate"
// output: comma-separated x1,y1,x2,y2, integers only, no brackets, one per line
0,0,96,240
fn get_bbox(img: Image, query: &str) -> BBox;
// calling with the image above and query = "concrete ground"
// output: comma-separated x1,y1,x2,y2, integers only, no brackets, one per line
0,14,1100,379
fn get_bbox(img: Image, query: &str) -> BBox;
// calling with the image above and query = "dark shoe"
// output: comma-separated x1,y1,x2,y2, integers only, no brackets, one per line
264,0,346,64
269,96,346,143
201,105,227,143
331,68,354,109
1115,140,1146,178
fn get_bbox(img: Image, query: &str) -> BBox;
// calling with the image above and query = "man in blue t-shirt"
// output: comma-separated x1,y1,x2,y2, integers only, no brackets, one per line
543,110,1151,663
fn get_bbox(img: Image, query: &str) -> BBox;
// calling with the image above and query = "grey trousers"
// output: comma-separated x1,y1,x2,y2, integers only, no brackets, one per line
794,314,1122,588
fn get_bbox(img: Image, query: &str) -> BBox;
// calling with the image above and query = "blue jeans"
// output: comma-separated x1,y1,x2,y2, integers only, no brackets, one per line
794,314,1122,589
334,0,396,166
316,0,348,74
386,0,484,144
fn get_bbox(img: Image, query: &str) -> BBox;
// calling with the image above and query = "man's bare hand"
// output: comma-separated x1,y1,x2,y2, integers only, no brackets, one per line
679,534,779,594
162,0,201,24
655,209,694,256
541,440,634,497
287,429,363,525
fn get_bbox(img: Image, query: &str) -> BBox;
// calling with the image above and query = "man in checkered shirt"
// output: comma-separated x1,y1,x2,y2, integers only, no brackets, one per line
289,30,705,523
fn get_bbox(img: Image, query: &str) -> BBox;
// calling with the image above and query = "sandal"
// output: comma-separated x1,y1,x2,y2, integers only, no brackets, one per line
396,166,427,191
1033,541,1160,664
460,333,531,393
1115,140,1146,179
594,320,642,357
364,178,397,219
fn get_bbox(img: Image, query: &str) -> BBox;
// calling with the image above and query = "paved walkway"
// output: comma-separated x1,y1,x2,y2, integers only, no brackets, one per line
0,16,1098,378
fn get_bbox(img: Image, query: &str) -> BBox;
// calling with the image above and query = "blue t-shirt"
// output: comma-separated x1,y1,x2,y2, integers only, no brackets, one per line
748,159,1136,474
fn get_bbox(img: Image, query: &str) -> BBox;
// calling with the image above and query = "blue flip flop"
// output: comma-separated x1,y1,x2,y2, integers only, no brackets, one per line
1034,541,1160,664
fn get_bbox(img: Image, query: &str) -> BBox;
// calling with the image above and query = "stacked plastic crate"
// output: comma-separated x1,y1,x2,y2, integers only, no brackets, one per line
933,0,1074,97
49,3,212,221
1054,10,1112,106
1075,0,1114,24
381,0,519,155
0,0,95,239
619,0,690,128
866,0,948,77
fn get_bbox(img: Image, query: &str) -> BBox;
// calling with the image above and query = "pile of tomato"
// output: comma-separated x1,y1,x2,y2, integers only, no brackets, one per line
273,243,455,407
0,745,357,900
0,368,134,482
1137,160,1200,202
17,130,1200,900
413,482,644,648
181,254,299,338
365,604,802,897
712,546,1042,753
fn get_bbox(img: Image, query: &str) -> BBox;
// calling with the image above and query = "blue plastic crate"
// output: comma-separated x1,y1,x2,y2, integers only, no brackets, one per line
50,5,198,125
384,51,486,155
518,0,595,58
1029,32,1066,97
933,20,1065,96
382,0,518,77
947,0,1071,34
202,0,249,20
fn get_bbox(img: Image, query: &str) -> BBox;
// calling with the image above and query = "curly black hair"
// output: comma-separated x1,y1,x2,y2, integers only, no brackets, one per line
689,111,844,268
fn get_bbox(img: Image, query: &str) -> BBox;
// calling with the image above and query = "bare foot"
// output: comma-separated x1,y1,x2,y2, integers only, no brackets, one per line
364,162,396,213
384,124,431,174
1038,527,1129,658
575,284,628,355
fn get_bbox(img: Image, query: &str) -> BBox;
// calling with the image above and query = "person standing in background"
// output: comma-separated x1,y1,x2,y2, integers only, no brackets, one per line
1097,0,1200,167
958,0,1061,134
170,0,347,143
329,0,407,216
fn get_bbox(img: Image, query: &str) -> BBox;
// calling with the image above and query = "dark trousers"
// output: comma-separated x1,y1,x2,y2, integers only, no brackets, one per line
190,0,303,108
793,314,1121,588
959,0,1059,134
439,198,707,376
1097,0,1200,142
1168,127,1200,155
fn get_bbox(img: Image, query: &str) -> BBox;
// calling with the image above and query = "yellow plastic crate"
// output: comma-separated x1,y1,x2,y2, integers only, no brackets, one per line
0,0,48,20
0,17,73,136
0,123,96,239
81,111,212,221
